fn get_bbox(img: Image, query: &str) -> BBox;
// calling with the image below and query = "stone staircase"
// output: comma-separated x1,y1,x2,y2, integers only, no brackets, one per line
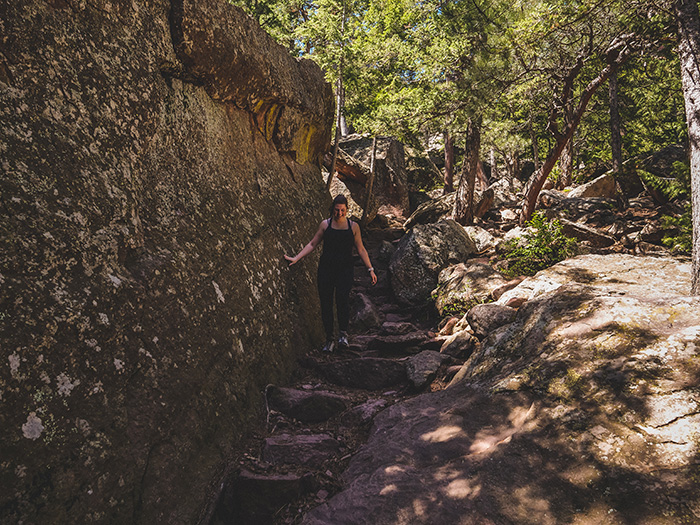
209,225,463,525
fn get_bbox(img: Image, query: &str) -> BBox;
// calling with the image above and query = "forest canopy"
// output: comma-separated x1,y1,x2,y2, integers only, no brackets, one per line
230,0,699,294
229,0,685,180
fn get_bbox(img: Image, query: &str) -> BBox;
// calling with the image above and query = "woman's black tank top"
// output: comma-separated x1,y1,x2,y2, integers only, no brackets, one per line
319,218,354,267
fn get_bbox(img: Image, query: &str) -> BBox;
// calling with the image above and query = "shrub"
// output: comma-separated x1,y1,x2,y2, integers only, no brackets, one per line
502,212,577,277
638,161,690,200
661,203,692,254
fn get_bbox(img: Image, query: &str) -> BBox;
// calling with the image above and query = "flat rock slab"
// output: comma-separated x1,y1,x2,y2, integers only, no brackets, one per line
317,358,407,390
267,386,349,423
496,253,692,306
263,433,341,467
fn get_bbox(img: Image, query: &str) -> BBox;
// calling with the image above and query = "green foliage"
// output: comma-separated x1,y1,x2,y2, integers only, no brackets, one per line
646,161,694,254
661,204,692,254
502,212,577,277
434,296,477,318
233,0,686,202
638,161,690,201
228,0,312,53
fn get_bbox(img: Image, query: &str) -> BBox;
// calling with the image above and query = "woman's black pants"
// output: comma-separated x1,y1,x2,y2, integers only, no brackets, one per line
317,262,354,340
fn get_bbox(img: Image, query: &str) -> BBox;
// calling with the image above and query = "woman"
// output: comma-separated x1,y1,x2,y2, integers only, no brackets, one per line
285,195,377,352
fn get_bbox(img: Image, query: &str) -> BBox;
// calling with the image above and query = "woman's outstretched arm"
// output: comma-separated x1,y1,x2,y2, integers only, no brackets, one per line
285,221,326,265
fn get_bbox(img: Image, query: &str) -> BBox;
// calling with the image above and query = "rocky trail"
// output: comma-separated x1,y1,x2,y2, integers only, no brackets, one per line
209,225,462,525
209,187,699,525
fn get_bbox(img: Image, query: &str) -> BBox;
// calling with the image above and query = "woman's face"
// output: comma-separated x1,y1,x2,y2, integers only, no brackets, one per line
332,204,348,221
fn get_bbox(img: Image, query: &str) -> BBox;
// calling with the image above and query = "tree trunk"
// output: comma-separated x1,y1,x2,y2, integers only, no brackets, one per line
340,114,354,136
558,138,574,189
453,117,481,225
326,78,344,191
326,0,347,191
504,151,519,189
361,136,378,227
476,160,489,192
609,69,623,172
443,130,455,194
520,42,632,223
558,103,575,189
676,0,700,294
529,119,540,171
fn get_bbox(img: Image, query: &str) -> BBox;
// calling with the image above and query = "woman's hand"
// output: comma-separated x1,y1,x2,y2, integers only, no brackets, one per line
284,254,298,265
369,269,377,285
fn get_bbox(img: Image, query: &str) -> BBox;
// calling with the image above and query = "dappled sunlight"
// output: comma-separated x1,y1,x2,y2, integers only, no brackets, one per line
420,424,465,443
444,478,481,499
432,466,465,482
394,497,436,523
384,465,406,475
470,403,537,455
509,402,537,427
412,498,427,517
379,484,398,496
469,431,512,454
510,485,556,524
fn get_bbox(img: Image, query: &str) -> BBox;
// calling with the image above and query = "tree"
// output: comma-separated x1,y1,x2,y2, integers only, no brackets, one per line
443,130,455,193
228,0,313,53
609,69,623,172
453,117,482,225
509,0,648,222
675,0,700,294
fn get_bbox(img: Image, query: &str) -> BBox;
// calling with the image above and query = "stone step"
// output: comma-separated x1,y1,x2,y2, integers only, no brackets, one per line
364,332,435,356
266,386,349,423
314,357,408,390
211,469,315,525
262,433,342,467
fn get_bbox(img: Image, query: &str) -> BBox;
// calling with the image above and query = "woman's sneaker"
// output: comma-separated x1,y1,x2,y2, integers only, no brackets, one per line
337,332,349,348
322,340,335,353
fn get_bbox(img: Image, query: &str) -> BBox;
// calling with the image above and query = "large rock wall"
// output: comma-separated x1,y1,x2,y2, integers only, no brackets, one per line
0,1,333,523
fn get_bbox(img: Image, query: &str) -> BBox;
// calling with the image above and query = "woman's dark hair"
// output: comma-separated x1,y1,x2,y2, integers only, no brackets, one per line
329,194,349,216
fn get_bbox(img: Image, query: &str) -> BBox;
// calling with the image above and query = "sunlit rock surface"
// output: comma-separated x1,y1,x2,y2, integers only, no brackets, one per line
303,255,700,524
0,1,332,523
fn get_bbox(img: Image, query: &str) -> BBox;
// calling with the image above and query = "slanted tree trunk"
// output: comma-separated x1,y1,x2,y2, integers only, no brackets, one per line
676,0,700,294
443,130,455,194
453,117,482,225
520,38,633,223
529,119,540,171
